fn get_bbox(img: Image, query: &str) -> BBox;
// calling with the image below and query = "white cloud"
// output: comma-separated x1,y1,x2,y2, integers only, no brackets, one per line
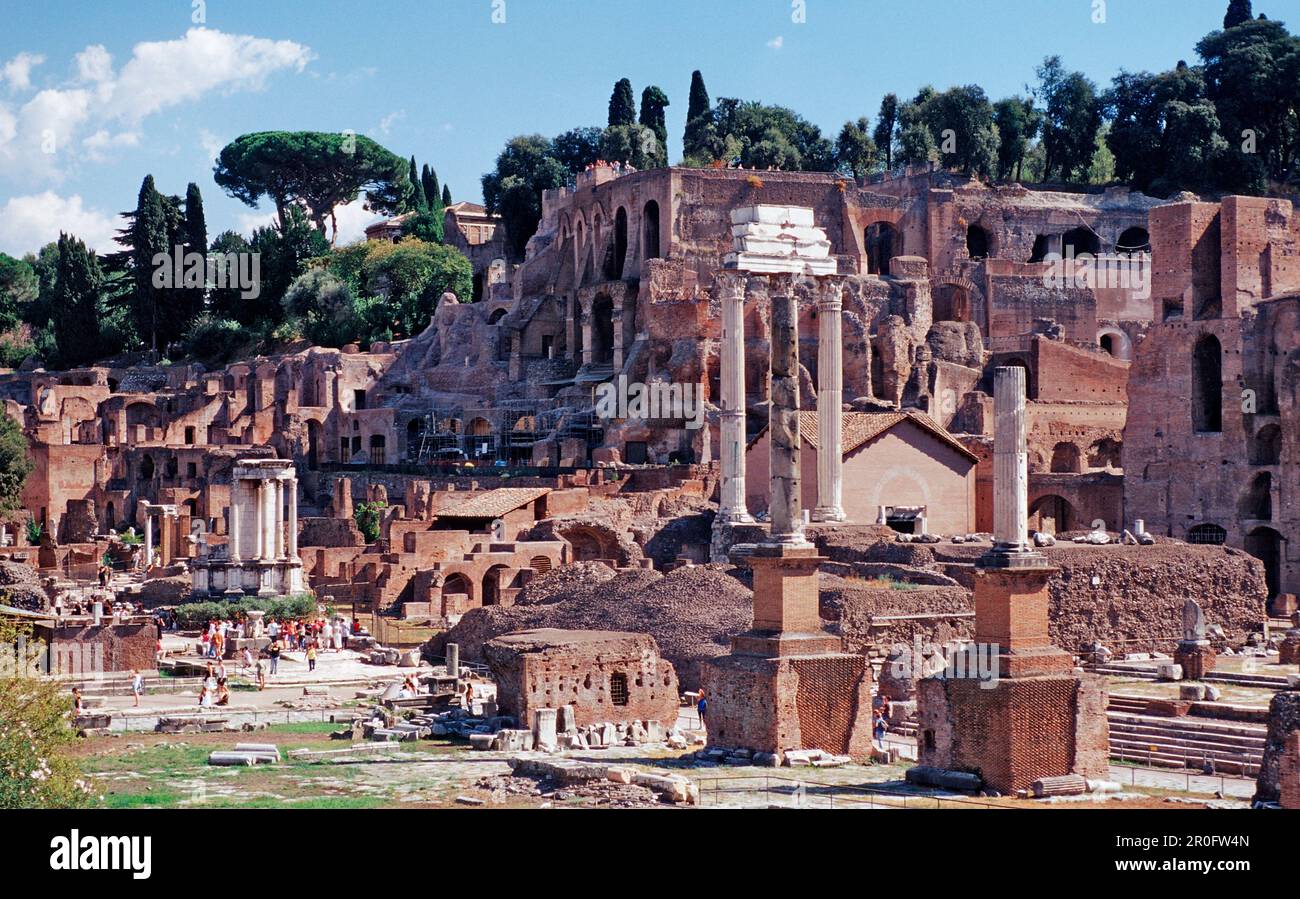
82,128,140,161
198,128,225,162
75,45,114,83
332,200,383,245
767,35,784,50
378,109,405,136
2,52,44,91
235,209,278,237
0,192,123,257
0,28,313,183
101,27,314,124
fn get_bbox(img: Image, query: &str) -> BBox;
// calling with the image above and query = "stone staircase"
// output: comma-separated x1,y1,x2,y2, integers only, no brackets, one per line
1093,662,1292,690
59,671,206,702
1106,705,1266,776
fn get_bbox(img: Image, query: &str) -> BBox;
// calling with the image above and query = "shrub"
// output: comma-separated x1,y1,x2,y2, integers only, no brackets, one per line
354,501,386,544
183,315,254,365
172,593,318,629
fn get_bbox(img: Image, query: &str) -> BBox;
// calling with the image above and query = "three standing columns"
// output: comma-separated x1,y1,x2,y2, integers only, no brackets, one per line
812,278,847,522
717,272,754,523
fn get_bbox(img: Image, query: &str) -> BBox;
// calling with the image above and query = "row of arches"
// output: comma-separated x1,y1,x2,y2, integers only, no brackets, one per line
560,200,660,285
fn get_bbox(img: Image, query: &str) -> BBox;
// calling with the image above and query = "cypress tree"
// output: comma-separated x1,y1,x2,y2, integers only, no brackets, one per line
123,175,170,352
1224,0,1252,28
52,233,103,367
422,164,440,214
180,182,208,331
442,184,452,207
408,156,426,210
608,78,637,127
683,71,713,162
639,85,670,161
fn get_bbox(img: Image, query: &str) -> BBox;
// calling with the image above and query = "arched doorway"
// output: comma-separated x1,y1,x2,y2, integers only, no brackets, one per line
642,200,660,261
1097,327,1131,361
591,295,614,365
104,501,116,531
966,224,990,259
482,565,511,606
934,284,972,323
1239,472,1272,521
1244,526,1283,600
1192,335,1222,432
1250,423,1281,466
441,573,474,607
139,454,155,481
1029,494,1075,534
307,420,321,470
863,222,898,276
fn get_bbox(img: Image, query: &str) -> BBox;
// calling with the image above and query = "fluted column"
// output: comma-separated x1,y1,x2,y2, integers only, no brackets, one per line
767,275,809,546
992,365,1030,553
253,480,267,561
812,278,847,522
274,478,286,560
717,272,753,523
228,484,241,562
287,478,299,559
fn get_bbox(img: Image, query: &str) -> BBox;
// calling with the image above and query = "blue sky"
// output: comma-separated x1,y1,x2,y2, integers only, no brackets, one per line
0,0,1261,256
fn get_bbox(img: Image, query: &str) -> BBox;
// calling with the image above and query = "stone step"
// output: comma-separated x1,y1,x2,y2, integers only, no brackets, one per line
1107,726,1265,758
1107,711,1267,741
1109,739,1260,776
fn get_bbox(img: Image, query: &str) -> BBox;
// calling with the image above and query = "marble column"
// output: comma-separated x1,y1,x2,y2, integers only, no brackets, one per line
992,365,1030,554
717,272,754,523
812,278,847,522
274,478,286,561
287,478,299,559
767,276,809,546
228,486,241,562
144,513,154,568
253,480,266,561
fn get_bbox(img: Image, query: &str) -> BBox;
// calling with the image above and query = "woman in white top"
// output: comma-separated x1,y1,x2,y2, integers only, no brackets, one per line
130,670,144,707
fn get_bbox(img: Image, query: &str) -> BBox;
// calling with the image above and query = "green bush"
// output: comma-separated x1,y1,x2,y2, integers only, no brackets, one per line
173,593,317,629
183,315,255,365
354,501,386,544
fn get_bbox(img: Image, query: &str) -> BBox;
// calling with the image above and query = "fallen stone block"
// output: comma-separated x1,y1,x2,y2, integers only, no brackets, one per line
1179,683,1207,701
468,733,496,750
905,765,983,792
753,752,778,767
632,772,696,804
302,685,330,696
1031,774,1088,798
605,766,634,785
1157,662,1184,682
232,742,281,761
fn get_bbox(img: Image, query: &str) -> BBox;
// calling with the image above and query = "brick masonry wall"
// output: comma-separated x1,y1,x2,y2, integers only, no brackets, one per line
38,622,158,674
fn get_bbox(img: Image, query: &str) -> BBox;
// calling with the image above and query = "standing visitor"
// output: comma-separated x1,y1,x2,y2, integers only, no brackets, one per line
130,669,144,708
268,637,282,676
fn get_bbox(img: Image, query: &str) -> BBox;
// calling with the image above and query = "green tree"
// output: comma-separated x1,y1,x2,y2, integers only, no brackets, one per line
608,78,637,128
114,175,171,352
361,238,473,334
1105,64,1225,193
551,127,604,174
0,618,96,809
1224,0,1253,28
442,184,452,207
902,85,998,177
701,99,836,171
207,231,256,324
993,96,1042,181
0,409,33,511
683,70,714,164
250,206,330,321
214,131,412,242
835,117,877,178
282,268,366,347
873,94,899,169
50,234,105,367
638,85,670,164
405,207,445,244
482,134,570,257
1196,18,1300,190
406,156,427,211
0,254,37,334
180,182,208,328
600,123,661,169
354,501,386,543
1035,57,1104,181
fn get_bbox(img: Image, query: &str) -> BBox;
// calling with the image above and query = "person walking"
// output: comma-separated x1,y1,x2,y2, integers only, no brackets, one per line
696,690,707,729
268,638,282,676
306,642,317,673
255,660,266,691
873,711,888,750
130,669,144,708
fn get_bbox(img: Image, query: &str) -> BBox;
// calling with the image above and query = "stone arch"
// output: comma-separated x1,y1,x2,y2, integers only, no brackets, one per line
467,417,492,436
1050,441,1082,473
1029,494,1075,534
369,434,387,465
934,283,973,323
1117,226,1150,254
1244,525,1284,599
442,572,474,605
1251,423,1282,466
1192,333,1223,433
613,207,629,279
1097,326,1132,361
482,564,512,606
1002,356,1034,400
863,221,898,276
1062,226,1100,256
965,223,990,259
1239,472,1272,520
642,200,661,261
139,454,155,482
488,307,507,325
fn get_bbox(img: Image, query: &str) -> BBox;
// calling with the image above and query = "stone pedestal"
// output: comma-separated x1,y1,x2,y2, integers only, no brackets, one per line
912,365,1108,795
1174,640,1217,680
1279,626,1300,666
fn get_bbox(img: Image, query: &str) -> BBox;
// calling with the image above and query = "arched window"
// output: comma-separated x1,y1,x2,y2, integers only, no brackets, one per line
966,224,990,259
1192,334,1222,433
1239,472,1272,521
1187,523,1227,545
1062,226,1100,257
1116,226,1150,254
642,200,660,261
1050,442,1082,473
613,208,628,279
1251,424,1281,466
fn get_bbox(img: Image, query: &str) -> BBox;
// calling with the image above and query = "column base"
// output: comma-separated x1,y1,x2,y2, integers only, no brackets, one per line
717,510,756,525
810,507,847,523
